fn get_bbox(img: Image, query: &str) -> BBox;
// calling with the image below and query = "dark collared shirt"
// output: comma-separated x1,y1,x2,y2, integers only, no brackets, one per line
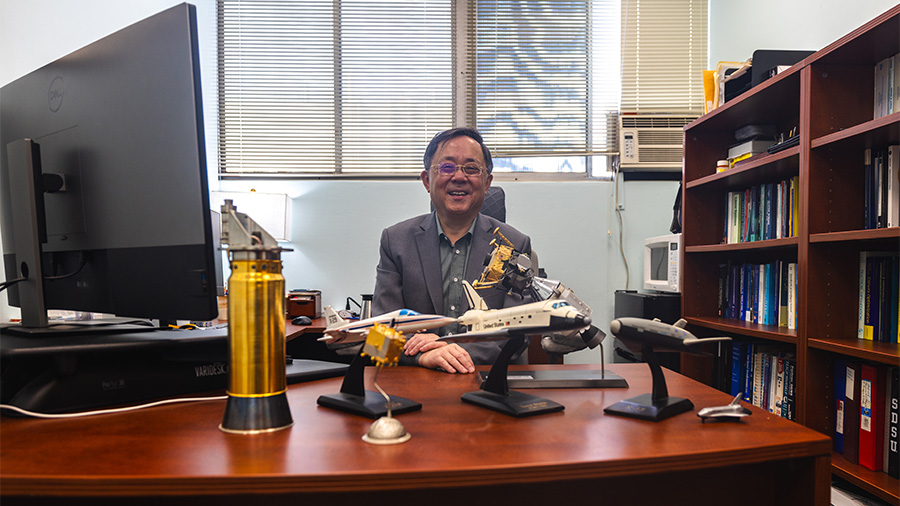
435,215,477,334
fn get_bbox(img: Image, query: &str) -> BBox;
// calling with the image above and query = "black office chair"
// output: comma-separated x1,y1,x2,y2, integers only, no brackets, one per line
480,186,506,222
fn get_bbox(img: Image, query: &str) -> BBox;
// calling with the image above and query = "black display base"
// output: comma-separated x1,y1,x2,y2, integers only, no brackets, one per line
603,393,694,421
477,369,628,389
461,389,564,417
461,335,565,417
316,391,422,419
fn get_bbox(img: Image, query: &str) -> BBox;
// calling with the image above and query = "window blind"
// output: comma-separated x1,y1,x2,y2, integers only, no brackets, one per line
620,0,707,114
473,0,620,158
217,0,453,175
217,0,704,177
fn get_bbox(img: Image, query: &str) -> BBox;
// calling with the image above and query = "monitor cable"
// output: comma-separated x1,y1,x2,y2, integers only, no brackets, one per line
0,395,228,419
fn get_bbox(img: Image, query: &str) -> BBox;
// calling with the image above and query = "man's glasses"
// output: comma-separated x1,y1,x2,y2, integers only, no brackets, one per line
433,162,484,177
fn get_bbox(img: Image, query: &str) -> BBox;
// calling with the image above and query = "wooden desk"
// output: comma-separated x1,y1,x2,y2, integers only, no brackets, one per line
0,364,831,506
284,316,327,341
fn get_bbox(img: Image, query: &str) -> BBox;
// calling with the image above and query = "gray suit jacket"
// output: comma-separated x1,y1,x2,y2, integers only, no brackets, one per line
373,212,532,366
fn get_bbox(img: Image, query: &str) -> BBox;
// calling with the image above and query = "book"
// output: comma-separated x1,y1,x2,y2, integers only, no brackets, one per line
865,149,875,229
772,355,785,415
752,349,764,407
835,357,847,453
894,53,900,116
777,260,787,328
862,254,884,341
790,176,798,237
727,136,776,160
878,256,893,342
876,150,886,229
730,341,743,397
859,364,886,471
787,262,797,330
884,366,895,474
887,366,899,478
875,57,889,118
743,342,755,403
888,145,899,228
890,54,897,115
892,256,899,344
844,361,862,465
783,356,795,421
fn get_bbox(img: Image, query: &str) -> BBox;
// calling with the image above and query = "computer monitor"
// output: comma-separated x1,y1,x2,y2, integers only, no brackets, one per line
0,3,218,332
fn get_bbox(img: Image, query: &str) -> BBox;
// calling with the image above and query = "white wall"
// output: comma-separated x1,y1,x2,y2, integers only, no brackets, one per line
709,0,897,67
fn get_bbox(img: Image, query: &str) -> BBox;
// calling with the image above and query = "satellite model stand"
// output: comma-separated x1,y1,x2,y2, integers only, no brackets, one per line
317,324,421,419
603,318,731,422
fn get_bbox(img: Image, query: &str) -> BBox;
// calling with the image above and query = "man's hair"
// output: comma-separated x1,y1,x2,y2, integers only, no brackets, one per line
423,127,493,174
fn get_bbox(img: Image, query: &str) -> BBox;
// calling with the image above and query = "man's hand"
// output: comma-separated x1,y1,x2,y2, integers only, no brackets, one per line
403,332,445,356
418,344,475,374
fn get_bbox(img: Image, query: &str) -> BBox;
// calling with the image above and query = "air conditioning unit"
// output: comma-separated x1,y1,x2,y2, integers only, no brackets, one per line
618,114,696,171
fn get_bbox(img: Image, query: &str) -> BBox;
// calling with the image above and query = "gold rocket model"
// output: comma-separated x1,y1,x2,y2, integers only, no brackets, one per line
219,200,293,434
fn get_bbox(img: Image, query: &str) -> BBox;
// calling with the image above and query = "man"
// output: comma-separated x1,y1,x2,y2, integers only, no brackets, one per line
372,128,533,373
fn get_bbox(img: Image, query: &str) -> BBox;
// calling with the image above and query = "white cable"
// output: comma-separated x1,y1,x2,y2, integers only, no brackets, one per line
0,395,227,419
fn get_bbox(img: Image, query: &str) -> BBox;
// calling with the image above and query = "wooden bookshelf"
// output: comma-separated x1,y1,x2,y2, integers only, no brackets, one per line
681,6,900,505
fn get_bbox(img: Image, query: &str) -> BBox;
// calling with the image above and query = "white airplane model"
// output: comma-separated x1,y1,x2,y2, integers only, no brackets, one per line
318,305,457,345
438,281,591,343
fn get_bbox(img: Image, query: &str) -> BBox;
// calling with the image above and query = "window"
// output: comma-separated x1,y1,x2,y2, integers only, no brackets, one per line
620,0,707,114
470,0,620,177
217,0,705,178
217,0,453,176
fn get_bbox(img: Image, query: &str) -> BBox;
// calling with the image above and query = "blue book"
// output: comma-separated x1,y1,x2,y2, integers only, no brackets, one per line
891,256,899,343
834,357,847,453
759,264,772,325
765,183,774,240
767,262,777,325
743,342,755,403
730,342,744,397
739,263,747,321
749,185,760,241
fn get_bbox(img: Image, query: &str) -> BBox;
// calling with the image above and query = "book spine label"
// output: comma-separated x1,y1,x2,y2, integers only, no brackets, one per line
888,367,899,478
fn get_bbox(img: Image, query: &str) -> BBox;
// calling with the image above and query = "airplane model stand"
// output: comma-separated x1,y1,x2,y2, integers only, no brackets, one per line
316,349,422,419
603,344,693,422
461,336,565,417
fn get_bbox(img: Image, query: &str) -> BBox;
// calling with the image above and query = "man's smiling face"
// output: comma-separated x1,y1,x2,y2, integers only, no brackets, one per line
421,135,492,224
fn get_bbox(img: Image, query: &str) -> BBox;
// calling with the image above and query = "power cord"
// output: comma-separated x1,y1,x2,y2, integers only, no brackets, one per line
0,395,227,419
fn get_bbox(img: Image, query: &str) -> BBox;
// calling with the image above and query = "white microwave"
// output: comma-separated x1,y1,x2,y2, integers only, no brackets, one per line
643,233,682,293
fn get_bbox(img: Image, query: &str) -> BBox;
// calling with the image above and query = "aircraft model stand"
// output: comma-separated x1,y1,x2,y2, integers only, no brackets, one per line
461,335,564,417
316,350,421,419
603,317,731,422
602,344,692,421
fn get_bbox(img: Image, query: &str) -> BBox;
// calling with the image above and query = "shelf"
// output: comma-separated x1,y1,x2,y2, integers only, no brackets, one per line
810,111,900,150
685,236,799,253
810,227,900,244
685,146,799,190
808,337,900,366
685,317,798,344
831,452,900,506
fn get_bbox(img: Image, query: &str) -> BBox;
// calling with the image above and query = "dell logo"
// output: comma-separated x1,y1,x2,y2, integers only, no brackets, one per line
48,76,64,112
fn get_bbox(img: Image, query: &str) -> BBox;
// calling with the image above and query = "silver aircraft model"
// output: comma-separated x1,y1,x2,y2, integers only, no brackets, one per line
697,392,752,422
